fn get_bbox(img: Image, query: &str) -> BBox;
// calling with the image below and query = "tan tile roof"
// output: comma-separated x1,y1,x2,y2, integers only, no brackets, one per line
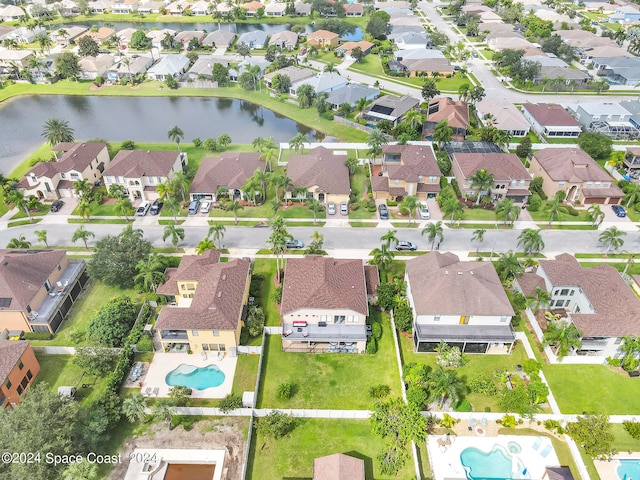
281,257,369,316
0,249,67,310
344,3,364,13
428,97,469,129
537,254,640,336
453,152,531,181
522,103,581,127
0,341,30,383
382,144,441,181
241,0,262,10
104,150,180,178
287,147,350,195
406,252,514,316
309,29,340,40
190,153,263,195
627,146,640,156
25,142,107,180
313,453,365,480
156,253,251,331
532,148,619,184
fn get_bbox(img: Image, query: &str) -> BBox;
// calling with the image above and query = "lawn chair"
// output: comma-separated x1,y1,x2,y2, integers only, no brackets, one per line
540,445,552,458
218,351,225,361
481,417,487,427
531,437,543,451
470,417,477,427
201,351,207,360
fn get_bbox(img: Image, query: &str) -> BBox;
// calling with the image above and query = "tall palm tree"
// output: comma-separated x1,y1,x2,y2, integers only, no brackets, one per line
367,128,388,162
35,229,48,247
134,254,165,293
114,197,135,221
225,200,244,224
163,224,185,250
152,398,175,430
422,221,444,251
441,196,464,225
167,125,184,152
345,157,358,176
260,147,278,172
72,226,95,249
598,226,626,254
427,366,466,409
164,196,181,224
494,198,520,225
495,251,523,281
403,109,424,131
77,199,93,221
401,195,418,224
306,197,322,224
168,172,190,203
468,169,494,205
323,62,336,73
273,173,293,202
526,286,551,313
73,179,92,200
544,197,568,226
471,228,485,254
587,203,605,227
370,243,394,271
543,320,582,359
623,183,640,208
289,132,306,153
242,176,261,205
517,228,545,255
7,235,31,249
6,189,32,221
208,222,226,249
41,118,74,146
380,229,398,248
268,215,289,282
122,392,148,423
433,120,453,149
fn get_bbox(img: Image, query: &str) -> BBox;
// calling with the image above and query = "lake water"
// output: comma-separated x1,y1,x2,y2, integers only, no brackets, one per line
61,21,314,34
0,95,321,174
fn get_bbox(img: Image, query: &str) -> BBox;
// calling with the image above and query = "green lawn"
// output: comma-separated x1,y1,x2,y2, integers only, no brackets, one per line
257,311,401,409
543,364,640,414
612,423,640,452
231,354,260,397
246,418,416,480
30,281,139,346
528,202,592,223
252,259,281,327
462,207,499,221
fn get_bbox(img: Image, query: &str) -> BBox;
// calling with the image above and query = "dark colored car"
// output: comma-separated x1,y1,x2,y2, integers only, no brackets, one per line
50,200,64,212
378,203,389,220
396,241,417,251
286,239,304,249
612,205,627,217
150,199,163,215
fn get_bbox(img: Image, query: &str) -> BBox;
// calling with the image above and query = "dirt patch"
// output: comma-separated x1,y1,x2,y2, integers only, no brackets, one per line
109,417,249,480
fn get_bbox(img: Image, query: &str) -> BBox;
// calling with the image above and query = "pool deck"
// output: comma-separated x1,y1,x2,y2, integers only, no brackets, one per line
594,452,640,480
140,352,237,399
427,434,560,480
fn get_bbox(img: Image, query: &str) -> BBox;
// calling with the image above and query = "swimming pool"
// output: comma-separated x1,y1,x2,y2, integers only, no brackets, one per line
165,364,226,390
460,444,530,480
618,459,640,480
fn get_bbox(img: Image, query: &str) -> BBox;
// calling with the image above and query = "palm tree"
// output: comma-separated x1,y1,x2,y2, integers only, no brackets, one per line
471,228,485,254
73,179,92,200
134,254,165,293
306,197,322,224
433,120,453,149
421,78,440,103
6,189,32,221
268,215,289,282
544,197,567,226
208,222,226,249
624,183,640,208
599,226,626,254
380,229,398,248
422,221,444,251
114,196,135,221
163,224,185,250
289,132,306,153
427,366,466,409
196,237,215,254
164,196,181,224
587,203,605,227
273,173,293,202
345,157,358,176
260,147,278,172
526,286,551,312
543,320,582,359
404,109,424,131
77,199,93,221
620,336,640,371
35,229,48,247
7,235,31,249
494,198,520,225
367,128,388,163
622,250,636,277
370,243,395,271
495,251,523,281
167,125,184,152
168,172,190,203
72,226,95,249
441,196,464,225
152,398,175,430
323,62,336,73
41,118,74,146
122,392,148,423
225,200,244,224
517,228,545,255
458,83,471,102
401,195,418,224
468,169,494,205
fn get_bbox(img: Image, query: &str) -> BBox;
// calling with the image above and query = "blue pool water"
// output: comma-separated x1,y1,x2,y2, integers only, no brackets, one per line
460,444,530,480
618,459,640,480
165,364,225,390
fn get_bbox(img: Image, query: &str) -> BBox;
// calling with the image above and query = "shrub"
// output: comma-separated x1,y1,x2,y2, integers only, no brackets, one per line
469,375,498,396
606,356,622,367
219,394,243,413
455,398,473,412
623,356,639,373
366,337,378,354
371,322,383,340
522,359,542,375
120,140,135,150
406,386,428,409
499,414,518,429
171,415,200,431
544,419,565,434
624,420,640,439
369,384,391,399
260,411,296,438
440,176,449,189
451,179,462,198
393,301,413,332
276,382,295,400
527,193,542,212
192,137,202,148
436,342,467,369
564,204,580,216
23,332,53,340
239,327,250,345
439,413,458,429
135,336,154,352
387,200,398,207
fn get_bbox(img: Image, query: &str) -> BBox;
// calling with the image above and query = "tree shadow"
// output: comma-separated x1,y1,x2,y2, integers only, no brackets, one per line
343,450,374,479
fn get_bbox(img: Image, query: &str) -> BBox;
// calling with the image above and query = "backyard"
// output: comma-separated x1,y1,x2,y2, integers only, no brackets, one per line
251,259,280,327
231,354,260,397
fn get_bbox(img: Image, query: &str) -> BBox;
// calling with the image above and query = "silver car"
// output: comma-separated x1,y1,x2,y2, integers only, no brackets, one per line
327,202,336,215
418,201,430,220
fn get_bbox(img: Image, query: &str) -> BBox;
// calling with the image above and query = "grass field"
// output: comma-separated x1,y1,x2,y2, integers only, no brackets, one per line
231,354,260,397
252,259,280,327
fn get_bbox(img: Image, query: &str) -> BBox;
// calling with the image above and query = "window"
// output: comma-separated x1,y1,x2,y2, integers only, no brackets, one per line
26,370,32,380
16,386,23,395
561,289,569,296
500,316,508,323
202,344,209,351
61,173,66,179
569,290,574,296
213,330,220,336
70,173,79,180
564,300,571,307
558,182,565,189
511,179,516,186
56,263,61,271
20,377,28,389
434,315,440,322
615,337,623,345
45,280,52,292
26,305,31,313
219,344,226,352
45,183,51,192
334,315,345,324
586,182,592,188
17,359,23,370
520,179,525,186
192,330,199,336
595,182,601,188
347,315,358,323
394,179,399,186
429,176,437,183
320,315,330,323
603,182,610,188
4,379,11,389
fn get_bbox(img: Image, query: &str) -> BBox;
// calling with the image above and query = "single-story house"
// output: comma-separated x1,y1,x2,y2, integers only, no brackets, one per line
336,40,374,58
189,152,263,201
237,30,268,49
290,72,348,96
79,54,115,80
203,29,236,49
106,55,154,81
521,103,582,138
146,54,190,81
326,84,380,110
265,2,287,16
294,1,312,16
264,66,316,89
285,147,351,204
362,95,420,126
475,98,531,137
313,453,365,480
345,3,364,16
268,31,299,50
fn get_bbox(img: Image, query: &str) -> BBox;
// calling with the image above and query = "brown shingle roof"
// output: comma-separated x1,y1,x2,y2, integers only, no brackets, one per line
522,103,581,127
364,265,380,296
104,150,180,178
406,252,514,316
157,249,221,296
0,340,30,383
532,148,619,184
453,152,531,181
537,254,640,337
313,453,365,480
0,249,67,310
281,257,369,316
382,144,441,181
25,142,107,180
287,147,350,195
156,253,251,331
428,97,469,129
190,153,263,195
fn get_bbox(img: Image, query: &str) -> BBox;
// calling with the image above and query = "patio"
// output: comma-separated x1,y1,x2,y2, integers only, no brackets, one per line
594,452,640,480
140,352,237,399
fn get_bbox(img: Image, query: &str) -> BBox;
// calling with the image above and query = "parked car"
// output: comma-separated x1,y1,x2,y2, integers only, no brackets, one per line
150,199,163,215
136,201,150,216
418,201,430,220
200,200,211,213
612,205,627,217
396,241,417,251
286,239,304,249
50,200,64,212
327,202,336,215
340,202,348,215
378,203,389,220
188,200,200,215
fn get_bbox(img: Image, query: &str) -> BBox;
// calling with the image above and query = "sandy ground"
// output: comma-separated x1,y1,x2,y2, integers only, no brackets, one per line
109,417,249,480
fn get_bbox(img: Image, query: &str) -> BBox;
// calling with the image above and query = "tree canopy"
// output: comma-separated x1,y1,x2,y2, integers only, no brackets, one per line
86,295,138,347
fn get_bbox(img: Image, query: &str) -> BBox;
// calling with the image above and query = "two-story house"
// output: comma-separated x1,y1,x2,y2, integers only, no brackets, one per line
515,253,640,363
406,252,516,354
18,142,110,201
190,152,263,201
103,150,186,202
307,30,340,48
529,147,623,205
0,250,88,334
451,152,532,204
423,97,469,141
281,257,378,353
155,250,251,354
0,339,40,407
370,144,441,201
285,147,351,204
624,146,640,172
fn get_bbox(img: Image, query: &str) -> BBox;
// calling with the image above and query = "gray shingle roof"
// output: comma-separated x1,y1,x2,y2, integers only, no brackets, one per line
287,147,350,195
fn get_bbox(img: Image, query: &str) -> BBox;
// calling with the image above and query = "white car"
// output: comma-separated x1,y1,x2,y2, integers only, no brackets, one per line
136,201,150,216
418,201,430,220
200,200,211,214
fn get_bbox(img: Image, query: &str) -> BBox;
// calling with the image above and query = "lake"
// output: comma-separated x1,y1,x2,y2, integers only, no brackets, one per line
0,95,321,175
61,21,314,35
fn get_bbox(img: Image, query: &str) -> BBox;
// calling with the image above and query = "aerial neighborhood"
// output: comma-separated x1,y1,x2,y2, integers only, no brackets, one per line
4,0,640,478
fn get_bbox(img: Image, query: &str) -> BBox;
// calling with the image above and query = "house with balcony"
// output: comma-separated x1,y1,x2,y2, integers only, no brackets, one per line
103,150,186,202
0,339,40,408
285,147,350,204
189,152,263,201
424,97,469,140
371,144,441,201
406,252,516,354
528,147,623,205
624,146,640,172
0,250,88,334
568,102,638,140
451,152,532,204
155,250,251,354
515,253,640,363
281,257,377,353
17,142,110,201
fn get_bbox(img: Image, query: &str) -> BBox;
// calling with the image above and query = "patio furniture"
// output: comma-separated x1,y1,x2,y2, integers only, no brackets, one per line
531,437,542,451
481,417,487,427
283,330,293,337
302,331,309,337
201,351,207,360
218,351,225,361
540,445,552,458
470,417,477,427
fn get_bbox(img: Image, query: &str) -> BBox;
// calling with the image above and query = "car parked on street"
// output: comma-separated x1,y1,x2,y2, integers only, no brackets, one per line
378,203,389,220
396,241,417,251
286,239,304,249
612,205,627,217
50,200,64,212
